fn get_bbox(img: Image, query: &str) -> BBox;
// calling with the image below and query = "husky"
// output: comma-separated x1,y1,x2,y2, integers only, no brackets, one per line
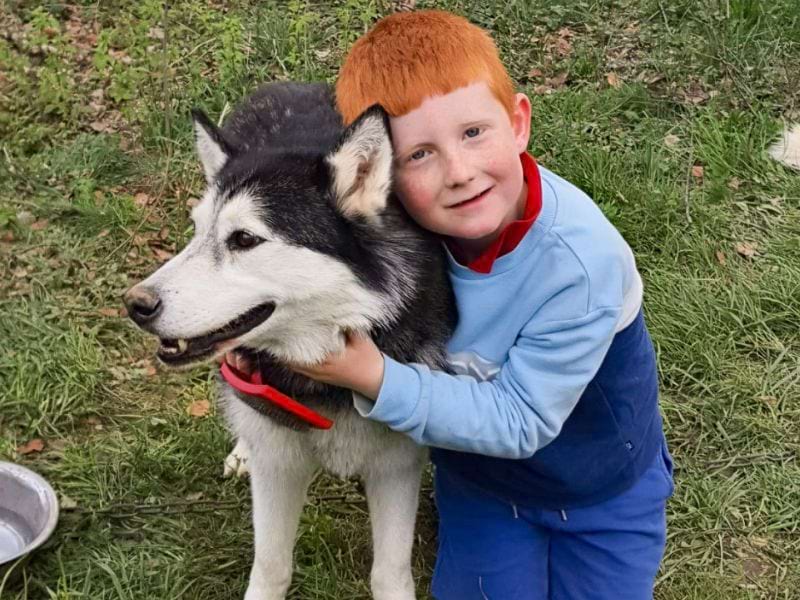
123,82,456,600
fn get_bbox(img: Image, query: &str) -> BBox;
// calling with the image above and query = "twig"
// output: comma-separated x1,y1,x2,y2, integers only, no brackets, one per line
62,499,245,518
683,142,694,224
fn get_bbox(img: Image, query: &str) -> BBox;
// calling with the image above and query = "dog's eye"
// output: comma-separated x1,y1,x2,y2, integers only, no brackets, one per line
227,230,262,250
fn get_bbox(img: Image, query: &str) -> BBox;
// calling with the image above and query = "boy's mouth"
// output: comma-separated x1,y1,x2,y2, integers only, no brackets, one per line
449,186,493,209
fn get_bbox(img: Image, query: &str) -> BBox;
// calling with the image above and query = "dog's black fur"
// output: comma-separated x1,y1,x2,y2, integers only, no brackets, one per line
193,82,457,429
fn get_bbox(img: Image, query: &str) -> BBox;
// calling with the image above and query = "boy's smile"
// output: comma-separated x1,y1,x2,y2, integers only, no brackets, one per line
389,81,532,261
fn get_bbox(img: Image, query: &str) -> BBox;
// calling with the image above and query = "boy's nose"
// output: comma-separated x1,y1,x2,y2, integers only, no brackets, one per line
443,153,475,188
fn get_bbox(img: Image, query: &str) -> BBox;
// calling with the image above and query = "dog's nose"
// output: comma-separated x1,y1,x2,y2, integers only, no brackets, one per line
123,286,163,326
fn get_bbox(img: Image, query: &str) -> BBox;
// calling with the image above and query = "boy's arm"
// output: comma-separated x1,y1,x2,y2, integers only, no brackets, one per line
355,305,622,459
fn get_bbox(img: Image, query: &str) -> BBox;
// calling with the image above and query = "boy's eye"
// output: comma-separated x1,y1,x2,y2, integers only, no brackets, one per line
409,149,428,161
465,127,481,138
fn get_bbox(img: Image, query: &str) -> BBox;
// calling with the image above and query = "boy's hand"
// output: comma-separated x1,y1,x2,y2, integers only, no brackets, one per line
221,333,385,401
291,333,385,400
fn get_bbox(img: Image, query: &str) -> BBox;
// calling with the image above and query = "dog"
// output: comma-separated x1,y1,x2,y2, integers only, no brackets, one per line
123,81,456,600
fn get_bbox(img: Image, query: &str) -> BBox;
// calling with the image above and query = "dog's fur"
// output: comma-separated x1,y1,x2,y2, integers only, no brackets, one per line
124,82,456,600
768,122,800,171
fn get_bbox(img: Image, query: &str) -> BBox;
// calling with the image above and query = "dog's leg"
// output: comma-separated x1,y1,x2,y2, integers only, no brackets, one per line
244,447,316,600
363,457,424,600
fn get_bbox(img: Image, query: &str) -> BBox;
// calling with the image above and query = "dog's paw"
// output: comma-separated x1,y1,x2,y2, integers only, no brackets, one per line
223,439,250,478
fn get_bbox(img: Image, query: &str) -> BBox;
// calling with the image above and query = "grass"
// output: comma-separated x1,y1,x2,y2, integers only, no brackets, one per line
0,0,798,598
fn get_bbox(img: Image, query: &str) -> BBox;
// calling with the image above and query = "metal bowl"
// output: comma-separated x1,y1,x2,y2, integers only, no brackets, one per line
0,462,59,572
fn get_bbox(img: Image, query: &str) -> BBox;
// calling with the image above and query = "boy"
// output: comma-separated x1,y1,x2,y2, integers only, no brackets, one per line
232,9,673,599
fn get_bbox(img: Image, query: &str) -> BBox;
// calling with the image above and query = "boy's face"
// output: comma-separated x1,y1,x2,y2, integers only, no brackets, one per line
389,81,531,252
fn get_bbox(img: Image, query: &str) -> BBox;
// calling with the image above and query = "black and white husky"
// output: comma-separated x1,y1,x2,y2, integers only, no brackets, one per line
123,82,456,600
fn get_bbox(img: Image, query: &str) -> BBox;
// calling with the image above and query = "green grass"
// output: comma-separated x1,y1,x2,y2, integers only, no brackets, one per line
1,0,798,598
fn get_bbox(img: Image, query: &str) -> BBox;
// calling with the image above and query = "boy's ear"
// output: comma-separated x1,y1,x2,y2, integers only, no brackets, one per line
327,105,393,220
191,109,234,183
511,93,532,154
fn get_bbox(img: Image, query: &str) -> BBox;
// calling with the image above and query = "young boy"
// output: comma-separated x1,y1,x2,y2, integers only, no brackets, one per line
235,9,673,599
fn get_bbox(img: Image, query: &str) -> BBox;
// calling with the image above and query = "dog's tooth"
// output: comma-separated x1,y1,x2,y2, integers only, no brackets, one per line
177,339,188,353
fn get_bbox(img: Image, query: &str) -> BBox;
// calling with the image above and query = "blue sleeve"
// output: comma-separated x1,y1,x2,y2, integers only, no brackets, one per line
353,306,623,459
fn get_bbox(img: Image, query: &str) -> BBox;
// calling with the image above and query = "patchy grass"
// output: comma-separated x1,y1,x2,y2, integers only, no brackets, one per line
0,0,798,598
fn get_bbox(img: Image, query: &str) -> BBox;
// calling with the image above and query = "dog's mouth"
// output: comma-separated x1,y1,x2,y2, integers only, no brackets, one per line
157,302,276,366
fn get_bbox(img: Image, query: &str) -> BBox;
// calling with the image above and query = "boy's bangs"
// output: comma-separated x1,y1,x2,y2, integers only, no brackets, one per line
336,10,515,125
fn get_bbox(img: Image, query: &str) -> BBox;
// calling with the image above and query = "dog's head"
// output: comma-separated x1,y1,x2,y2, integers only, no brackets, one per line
123,103,396,367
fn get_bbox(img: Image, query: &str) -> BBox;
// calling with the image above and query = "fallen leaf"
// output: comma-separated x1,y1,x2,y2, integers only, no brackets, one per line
61,494,78,510
664,134,680,147
715,250,726,265
185,491,204,501
549,72,569,88
98,229,110,238
606,72,622,88
89,120,112,133
158,226,170,240
728,177,741,190
153,248,174,261
16,210,35,226
691,165,704,178
30,219,49,230
528,67,544,79
98,307,122,318
735,241,759,259
134,192,152,207
17,439,45,455
186,197,200,208
187,400,211,418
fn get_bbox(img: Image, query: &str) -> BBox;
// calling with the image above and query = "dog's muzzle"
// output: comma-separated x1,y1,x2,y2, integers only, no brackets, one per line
123,285,277,366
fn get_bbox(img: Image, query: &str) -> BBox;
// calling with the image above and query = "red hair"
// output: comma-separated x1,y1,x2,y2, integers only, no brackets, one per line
336,10,515,125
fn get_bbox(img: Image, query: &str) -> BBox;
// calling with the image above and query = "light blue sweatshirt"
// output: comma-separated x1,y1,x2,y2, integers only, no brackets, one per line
355,162,644,460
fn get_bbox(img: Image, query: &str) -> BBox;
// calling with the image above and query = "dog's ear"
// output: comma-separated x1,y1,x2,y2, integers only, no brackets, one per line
191,109,233,183
327,105,393,220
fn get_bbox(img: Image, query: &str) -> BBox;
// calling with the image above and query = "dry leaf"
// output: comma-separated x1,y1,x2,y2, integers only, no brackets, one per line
549,72,569,88
715,250,726,265
664,134,680,147
90,120,111,133
98,307,122,317
153,248,174,261
691,165,704,178
134,192,152,207
158,226,170,240
728,177,741,190
735,241,758,259
17,438,45,454
16,210,35,226
30,219,49,230
187,400,211,418
606,72,622,88
61,494,78,510
528,67,544,79
186,197,200,208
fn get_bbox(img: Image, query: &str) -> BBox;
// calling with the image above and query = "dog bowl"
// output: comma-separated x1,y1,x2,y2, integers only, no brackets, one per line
0,462,59,574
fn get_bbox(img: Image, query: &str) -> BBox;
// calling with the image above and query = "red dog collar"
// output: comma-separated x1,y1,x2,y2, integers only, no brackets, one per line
220,361,334,430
